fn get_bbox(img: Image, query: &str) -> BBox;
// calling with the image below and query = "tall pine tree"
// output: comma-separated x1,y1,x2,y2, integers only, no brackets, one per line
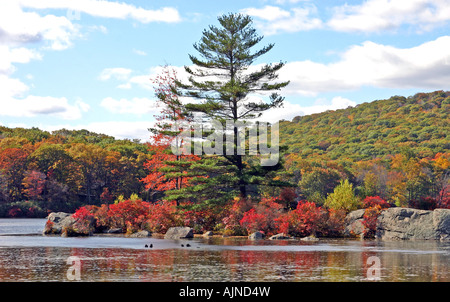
176,13,290,203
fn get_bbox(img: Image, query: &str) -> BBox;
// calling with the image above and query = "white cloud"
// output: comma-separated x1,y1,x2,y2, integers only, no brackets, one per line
0,0,182,124
98,67,132,81
241,6,291,22
132,49,147,56
100,97,158,115
17,0,181,24
278,36,450,95
113,34,450,102
243,0,450,35
84,121,153,141
0,45,42,74
127,74,154,90
274,0,310,3
0,73,90,120
117,83,132,90
110,65,191,91
328,0,450,33
0,1,79,50
242,5,322,35
0,74,29,98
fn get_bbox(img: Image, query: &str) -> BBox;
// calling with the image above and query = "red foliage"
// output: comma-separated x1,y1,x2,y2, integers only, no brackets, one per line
8,207,22,218
22,171,46,200
100,187,114,203
70,199,185,234
275,201,327,237
73,206,93,220
44,220,54,233
409,195,450,210
107,199,151,233
240,209,268,234
239,197,283,236
181,205,217,234
222,197,252,235
437,186,450,209
279,187,297,207
362,196,390,209
72,206,96,235
141,67,200,195
361,196,391,238
362,205,382,238
146,201,180,233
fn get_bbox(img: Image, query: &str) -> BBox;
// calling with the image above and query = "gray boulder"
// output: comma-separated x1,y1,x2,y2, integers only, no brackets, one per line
44,211,98,237
128,230,151,238
62,214,96,237
343,209,365,237
203,231,214,237
104,228,123,234
43,212,75,235
248,231,265,240
164,227,194,240
376,208,450,241
269,233,291,240
300,235,319,241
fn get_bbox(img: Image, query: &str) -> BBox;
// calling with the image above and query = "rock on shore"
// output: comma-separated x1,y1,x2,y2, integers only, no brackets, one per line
43,212,75,235
343,209,365,237
248,231,265,240
164,227,194,240
269,233,291,240
376,207,450,241
43,211,97,236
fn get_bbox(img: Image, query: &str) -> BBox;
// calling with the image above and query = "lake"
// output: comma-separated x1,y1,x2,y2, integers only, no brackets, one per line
0,218,448,282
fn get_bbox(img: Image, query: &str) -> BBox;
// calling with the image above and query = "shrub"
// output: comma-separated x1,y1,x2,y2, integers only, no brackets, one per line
276,201,327,237
91,204,109,231
362,196,390,209
3,201,47,218
8,207,22,218
325,179,361,212
70,199,183,234
279,187,298,209
409,197,438,210
240,209,268,235
107,199,151,233
362,205,382,238
146,201,180,233
360,196,391,238
181,205,217,234
322,208,346,237
239,197,284,236
71,206,96,235
222,197,252,235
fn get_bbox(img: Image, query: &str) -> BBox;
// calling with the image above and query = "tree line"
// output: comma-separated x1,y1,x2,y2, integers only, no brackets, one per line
0,127,151,216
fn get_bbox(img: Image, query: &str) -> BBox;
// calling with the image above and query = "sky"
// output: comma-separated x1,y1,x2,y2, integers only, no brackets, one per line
1,0,450,142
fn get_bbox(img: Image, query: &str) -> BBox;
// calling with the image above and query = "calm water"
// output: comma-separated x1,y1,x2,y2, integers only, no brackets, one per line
0,219,448,282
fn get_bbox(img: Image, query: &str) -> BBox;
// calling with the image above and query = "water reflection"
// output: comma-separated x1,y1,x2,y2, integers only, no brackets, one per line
0,238,448,282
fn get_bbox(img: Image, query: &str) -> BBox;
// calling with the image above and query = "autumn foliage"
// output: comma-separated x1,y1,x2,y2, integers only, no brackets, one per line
141,67,201,202
361,196,391,238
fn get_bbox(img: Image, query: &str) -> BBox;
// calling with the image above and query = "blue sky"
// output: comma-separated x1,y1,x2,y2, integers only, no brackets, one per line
1,0,450,141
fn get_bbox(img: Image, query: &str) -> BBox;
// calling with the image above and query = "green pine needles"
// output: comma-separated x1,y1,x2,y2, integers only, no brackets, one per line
172,13,290,206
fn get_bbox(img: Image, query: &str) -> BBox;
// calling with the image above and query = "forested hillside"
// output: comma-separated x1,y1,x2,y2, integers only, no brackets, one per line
0,127,150,216
280,90,449,207
281,91,449,160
